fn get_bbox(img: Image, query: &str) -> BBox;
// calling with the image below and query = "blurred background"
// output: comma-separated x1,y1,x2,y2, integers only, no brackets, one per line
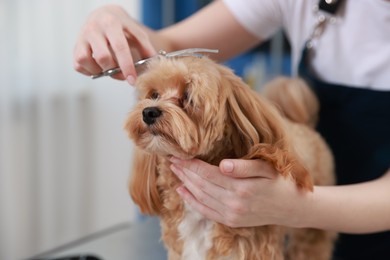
0,1,290,259
0,1,139,259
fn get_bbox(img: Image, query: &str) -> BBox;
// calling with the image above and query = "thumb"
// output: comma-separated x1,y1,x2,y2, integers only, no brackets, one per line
219,159,276,179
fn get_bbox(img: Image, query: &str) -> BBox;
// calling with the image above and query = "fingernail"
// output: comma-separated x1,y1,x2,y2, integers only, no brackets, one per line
169,156,180,164
127,75,135,85
222,160,234,173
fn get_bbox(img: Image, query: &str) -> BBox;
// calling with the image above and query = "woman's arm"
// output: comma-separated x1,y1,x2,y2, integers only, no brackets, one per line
158,0,261,61
170,157,390,234
302,171,390,233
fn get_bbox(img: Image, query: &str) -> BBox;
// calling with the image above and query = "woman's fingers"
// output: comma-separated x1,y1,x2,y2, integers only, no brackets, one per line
89,33,118,73
170,157,234,190
169,158,260,226
220,159,277,179
171,163,227,214
73,40,101,76
176,185,226,223
170,163,226,203
105,26,135,81
169,157,289,227
171,164,249,227
73,5,156,83
124,25,156,59
107,23,157,83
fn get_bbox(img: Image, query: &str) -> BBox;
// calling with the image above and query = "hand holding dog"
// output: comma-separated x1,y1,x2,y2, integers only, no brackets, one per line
170,157,308,229
170,157,390,234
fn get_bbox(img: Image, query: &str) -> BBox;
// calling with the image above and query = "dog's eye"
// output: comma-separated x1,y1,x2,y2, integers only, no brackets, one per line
149,91,159,100
180,91,191,108
183,91,188,102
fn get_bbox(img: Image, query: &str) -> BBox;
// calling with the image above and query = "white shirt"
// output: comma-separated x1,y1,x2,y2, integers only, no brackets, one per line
223,0,390,90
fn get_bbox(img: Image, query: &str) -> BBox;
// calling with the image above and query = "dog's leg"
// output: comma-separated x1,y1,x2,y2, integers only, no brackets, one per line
285,228,337,260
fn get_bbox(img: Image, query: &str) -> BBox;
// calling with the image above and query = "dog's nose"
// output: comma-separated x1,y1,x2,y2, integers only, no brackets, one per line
142,107,162,125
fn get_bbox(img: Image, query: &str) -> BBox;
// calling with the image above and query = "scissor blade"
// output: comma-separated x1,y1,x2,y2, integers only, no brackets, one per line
91,48,219,79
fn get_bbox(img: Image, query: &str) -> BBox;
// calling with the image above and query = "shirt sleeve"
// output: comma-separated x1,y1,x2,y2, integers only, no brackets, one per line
222,0,284,40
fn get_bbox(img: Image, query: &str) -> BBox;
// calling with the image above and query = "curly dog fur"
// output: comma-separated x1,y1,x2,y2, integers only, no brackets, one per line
124,56,337,260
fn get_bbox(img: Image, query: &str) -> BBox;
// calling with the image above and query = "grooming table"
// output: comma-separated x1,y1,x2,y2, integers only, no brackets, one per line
31,217,167,260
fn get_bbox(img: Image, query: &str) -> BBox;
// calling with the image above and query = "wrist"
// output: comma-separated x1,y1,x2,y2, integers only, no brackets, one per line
289,186,319,229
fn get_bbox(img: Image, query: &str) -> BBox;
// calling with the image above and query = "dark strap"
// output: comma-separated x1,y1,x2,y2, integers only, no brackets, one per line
318,0,345,15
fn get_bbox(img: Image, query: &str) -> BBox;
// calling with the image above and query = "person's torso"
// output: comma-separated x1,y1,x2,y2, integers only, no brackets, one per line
223,0,390,90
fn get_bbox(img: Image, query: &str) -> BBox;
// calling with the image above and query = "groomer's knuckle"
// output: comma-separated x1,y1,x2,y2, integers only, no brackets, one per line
73,56,83,67
94,52,112,66
112,41,128,53
228,200,248,215
74,51,89,65
73,62,84,72
234,184,253,198
194,178,206,190
236,188,250,199
204,169,215,181
100,14,120,29
83,21,99,34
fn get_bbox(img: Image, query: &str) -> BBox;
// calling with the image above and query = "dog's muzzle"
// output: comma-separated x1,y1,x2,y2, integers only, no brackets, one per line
142,107,162,125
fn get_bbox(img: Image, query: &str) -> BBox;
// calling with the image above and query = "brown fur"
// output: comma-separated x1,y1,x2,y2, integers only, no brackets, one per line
124,56,336,259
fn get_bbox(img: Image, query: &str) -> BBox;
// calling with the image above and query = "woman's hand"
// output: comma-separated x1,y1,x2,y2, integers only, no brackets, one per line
169,157,309,228
73,5,156,84
170,157,390,233
73,1,261,83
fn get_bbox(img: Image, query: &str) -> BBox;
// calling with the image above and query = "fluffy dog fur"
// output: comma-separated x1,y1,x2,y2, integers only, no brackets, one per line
124,56,336,260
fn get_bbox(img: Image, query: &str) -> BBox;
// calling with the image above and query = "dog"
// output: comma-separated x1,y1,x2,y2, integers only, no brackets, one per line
124,55,336,260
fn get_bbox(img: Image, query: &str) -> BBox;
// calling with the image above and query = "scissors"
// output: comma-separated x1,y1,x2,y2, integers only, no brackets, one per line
91,48,219,79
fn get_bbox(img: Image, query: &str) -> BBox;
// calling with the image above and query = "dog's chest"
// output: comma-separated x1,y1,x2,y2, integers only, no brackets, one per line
178,204,215,260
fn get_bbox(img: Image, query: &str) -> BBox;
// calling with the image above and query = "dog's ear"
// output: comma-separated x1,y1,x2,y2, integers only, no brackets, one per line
129,148,162,215
219,67,313,191
219,67,285,152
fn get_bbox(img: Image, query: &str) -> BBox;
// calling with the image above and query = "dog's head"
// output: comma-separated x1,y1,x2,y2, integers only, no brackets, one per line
125,56,311,215
125,56,285,160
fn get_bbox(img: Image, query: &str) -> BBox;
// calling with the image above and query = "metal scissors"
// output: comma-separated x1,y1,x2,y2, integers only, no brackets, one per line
91,48,219,79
